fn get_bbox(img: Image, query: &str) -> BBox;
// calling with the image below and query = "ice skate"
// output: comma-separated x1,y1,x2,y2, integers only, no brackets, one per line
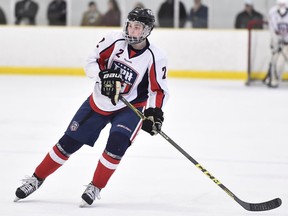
79,183,101,207
262,74,271,86
14,175,44,202
268,78,279,88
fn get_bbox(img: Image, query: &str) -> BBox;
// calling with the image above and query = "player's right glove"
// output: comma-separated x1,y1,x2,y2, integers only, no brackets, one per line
141,107,164,136
99,69,122,106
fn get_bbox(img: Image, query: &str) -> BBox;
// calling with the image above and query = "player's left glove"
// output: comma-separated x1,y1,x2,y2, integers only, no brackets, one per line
99,69,122,106
141,107,164,136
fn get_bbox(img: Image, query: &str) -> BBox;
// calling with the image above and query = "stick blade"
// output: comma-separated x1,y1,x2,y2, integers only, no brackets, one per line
237,197,282,211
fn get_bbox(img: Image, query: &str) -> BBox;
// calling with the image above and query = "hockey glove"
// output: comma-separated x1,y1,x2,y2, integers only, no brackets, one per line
99,69,122,105
141,107,164,136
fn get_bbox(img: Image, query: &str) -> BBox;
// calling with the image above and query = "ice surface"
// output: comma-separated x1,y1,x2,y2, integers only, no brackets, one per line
0,75,287,216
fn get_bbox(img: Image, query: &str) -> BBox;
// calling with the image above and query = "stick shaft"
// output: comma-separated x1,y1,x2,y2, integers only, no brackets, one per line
119,95,281,211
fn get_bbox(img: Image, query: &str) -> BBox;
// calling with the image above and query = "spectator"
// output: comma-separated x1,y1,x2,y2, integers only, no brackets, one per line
235,0,263,29
15,0,38,25
134,2,145,9
0,6,7,24
101,0,121,26
81,1,102,26
189,0,208,28
47,0,67,26
158,0,187,28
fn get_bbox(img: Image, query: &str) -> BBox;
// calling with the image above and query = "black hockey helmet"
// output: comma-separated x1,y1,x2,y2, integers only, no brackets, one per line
124,7,155,44
128,7,155,28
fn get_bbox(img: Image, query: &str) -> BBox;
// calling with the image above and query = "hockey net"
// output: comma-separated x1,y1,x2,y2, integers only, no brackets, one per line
246,20,288,85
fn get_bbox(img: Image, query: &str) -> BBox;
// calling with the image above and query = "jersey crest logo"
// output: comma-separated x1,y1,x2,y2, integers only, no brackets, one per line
111,61,138,94
278,23,288,36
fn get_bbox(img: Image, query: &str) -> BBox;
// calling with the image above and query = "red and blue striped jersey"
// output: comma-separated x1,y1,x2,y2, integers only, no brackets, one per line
85,31,169,113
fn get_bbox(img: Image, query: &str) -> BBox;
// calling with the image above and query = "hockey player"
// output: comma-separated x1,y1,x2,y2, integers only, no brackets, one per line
265,0,288,87
14,7,169,207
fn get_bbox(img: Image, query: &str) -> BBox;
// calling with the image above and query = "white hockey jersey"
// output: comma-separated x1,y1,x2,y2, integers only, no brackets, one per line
85,31,169,113
268,6,288,43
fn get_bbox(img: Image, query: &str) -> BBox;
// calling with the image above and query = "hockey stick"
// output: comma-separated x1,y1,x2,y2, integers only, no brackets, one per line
119,95,282,211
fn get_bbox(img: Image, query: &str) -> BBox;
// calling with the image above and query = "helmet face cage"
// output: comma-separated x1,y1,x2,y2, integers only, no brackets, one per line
277,0,288,13
278,5,288,15
124,20,153,45
123,8,155,45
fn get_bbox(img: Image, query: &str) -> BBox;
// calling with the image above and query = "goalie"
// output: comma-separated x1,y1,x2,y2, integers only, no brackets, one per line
264,0,288,87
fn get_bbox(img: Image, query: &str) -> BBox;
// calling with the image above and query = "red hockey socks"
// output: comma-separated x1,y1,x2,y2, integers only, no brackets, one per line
34,144,69,179
92,152,121,189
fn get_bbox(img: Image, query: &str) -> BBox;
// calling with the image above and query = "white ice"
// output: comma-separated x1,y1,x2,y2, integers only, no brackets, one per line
0,75,287,216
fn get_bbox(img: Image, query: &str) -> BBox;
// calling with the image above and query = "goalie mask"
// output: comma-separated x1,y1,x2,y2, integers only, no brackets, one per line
123,7,155,45
277,0,288,15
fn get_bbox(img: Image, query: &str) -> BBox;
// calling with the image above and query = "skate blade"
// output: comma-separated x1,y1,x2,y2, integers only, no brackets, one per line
14,197,20,202
79,200,89,208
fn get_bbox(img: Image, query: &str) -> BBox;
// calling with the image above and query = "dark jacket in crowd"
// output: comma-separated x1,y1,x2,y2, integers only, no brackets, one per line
235,9,263,29
190,4,208,28
15,0,38,25
0,7,7,24
158,0,187,28
101,10,121,26
47,0,67,26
